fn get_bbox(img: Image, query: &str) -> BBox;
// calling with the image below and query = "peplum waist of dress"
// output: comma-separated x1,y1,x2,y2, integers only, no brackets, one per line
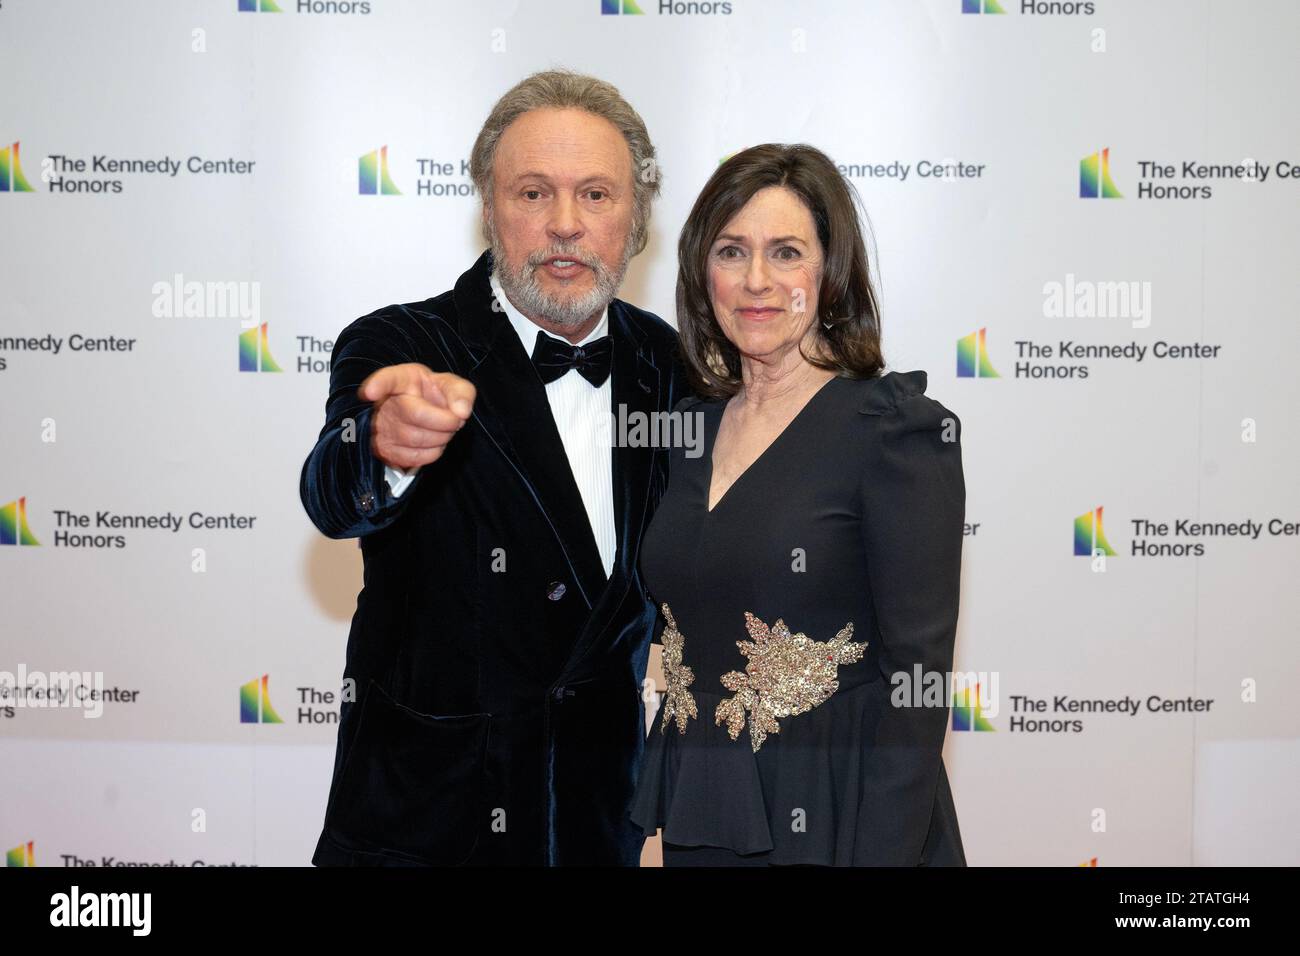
629,603,892,863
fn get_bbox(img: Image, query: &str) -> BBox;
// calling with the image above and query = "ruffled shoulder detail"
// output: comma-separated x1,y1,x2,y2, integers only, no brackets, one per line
855,369,928,416
853,370,960,452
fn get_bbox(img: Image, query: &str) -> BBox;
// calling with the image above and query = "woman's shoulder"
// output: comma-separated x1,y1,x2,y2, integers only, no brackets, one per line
833,370,961,443
839,369,928,413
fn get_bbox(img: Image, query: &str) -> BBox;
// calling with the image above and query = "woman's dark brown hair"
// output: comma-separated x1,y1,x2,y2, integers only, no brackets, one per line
676,143,884,398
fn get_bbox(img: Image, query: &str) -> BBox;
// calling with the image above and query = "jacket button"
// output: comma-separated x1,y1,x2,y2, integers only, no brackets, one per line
546,581,566,601
358,491,375,512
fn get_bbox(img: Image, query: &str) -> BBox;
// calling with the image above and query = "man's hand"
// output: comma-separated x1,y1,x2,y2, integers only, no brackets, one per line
358,364,476,471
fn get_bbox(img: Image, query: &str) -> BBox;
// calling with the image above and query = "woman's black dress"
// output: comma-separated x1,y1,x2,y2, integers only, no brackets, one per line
629,370,968,866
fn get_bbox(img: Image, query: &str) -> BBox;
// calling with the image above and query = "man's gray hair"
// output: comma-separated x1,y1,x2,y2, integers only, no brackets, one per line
469,69,661,257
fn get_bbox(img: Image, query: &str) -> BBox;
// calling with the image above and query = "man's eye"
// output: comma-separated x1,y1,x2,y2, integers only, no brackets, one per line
523,189,542,200
587,190,606,201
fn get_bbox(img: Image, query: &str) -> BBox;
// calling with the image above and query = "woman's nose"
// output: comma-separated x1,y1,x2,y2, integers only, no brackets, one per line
744,254,772,293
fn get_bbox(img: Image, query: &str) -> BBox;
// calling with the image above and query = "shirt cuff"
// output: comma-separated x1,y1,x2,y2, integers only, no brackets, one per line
383,463,419,498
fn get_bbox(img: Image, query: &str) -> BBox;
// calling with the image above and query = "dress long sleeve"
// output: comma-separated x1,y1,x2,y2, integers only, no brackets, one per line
856,371,965,864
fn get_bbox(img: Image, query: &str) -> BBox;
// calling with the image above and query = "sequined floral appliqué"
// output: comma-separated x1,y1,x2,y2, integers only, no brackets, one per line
657,603,698,734
715,613,866,752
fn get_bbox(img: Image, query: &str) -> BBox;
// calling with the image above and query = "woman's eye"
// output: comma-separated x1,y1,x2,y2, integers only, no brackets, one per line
775,246,800,260
717,245,742,259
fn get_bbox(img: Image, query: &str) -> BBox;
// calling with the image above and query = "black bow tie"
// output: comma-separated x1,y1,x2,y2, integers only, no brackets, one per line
530,330,613,387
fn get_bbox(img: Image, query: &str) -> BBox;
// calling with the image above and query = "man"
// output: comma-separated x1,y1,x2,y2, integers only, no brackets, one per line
301,69,691,865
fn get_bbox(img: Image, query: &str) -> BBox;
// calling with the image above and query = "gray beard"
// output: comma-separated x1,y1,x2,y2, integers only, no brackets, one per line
488,217,633,329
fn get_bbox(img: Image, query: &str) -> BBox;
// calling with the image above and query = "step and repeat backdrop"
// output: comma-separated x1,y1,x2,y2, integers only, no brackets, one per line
2,0,1297,867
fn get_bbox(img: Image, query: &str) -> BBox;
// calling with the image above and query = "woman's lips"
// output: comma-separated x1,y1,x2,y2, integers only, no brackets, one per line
738,307,781,319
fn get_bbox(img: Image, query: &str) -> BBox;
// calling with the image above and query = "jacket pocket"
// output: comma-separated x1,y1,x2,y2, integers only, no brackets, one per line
326,678,491,865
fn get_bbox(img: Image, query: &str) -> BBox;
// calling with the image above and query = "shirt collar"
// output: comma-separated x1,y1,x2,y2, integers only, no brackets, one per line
489,268,609,358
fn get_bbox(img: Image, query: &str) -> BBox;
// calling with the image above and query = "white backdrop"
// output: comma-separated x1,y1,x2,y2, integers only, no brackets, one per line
1,0,1297,867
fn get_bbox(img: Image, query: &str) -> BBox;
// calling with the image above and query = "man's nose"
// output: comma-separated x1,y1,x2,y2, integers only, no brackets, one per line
547,193,583,243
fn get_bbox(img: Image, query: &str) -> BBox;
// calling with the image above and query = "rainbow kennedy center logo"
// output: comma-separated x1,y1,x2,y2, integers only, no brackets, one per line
239,0,281,10
1080,147,1123,198
956,328,1000,378
238,322,282,372
0,497,39,546
1074,506,1116,557
238,321,336,373
356,145,476,198
7,841,35,867
240,675,283,723
962,0,1005,12
240,675,342,724
359,145,401,196
960,325,1221,380
0,141,35,193
1073,506,1299,559
951,683,996,731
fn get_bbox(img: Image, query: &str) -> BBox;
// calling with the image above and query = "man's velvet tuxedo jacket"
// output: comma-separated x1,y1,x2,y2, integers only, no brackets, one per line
301,249,691,865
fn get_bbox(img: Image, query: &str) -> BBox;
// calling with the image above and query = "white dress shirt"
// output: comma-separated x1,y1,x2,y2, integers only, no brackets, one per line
382,269,617,578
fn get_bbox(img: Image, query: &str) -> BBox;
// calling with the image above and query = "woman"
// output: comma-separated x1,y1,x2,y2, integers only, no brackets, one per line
628,144,967,866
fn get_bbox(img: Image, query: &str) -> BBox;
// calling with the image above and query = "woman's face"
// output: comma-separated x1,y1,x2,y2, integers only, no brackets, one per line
707,185,825,366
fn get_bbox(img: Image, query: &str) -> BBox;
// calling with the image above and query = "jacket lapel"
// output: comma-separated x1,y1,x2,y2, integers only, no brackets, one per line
451,250,608,609
558,298,662,676
607,298,660,581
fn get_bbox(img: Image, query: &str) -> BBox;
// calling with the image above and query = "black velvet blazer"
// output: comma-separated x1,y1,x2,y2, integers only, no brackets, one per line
301,249,691,865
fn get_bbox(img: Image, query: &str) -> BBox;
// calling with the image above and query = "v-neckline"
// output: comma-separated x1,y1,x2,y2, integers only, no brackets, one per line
704,374,841,515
